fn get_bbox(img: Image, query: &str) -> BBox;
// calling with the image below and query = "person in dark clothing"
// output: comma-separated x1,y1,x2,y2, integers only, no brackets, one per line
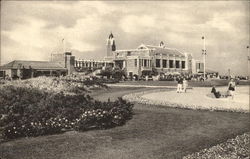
211,86,221,98
176,77,183,93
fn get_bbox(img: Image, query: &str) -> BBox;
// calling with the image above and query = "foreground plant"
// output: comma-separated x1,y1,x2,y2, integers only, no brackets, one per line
183,132,249,159
0,78,133,139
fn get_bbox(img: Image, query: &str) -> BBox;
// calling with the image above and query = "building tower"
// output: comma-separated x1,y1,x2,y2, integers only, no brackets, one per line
106,32,116,56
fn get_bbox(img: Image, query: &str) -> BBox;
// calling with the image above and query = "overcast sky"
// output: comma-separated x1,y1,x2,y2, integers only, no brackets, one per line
1,1,249,75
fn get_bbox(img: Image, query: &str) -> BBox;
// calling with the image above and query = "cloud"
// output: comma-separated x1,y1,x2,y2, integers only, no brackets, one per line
54,14,103,52
1,1,249,76
119,15,158,34
1,1,110,63
3,17,47,48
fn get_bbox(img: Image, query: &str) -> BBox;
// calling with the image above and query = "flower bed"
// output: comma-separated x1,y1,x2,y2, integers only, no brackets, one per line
183,132,250,159
122,89,248,113
0,77,133,139
3,76,107,95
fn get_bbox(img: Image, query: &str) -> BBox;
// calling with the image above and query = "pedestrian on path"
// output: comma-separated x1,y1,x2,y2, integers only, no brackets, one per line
182,78,188,93
177,76,183,93
228,78,236,99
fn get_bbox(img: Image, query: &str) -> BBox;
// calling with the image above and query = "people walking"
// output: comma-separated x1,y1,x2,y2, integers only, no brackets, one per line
182,78,188,93
228,78,236,99
176,76,183,93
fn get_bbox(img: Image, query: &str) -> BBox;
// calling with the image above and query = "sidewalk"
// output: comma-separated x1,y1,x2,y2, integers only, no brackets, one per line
107,84,191,89
123,86,249,113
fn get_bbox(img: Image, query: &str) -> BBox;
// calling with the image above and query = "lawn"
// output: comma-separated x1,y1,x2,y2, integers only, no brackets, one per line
0,87,249,159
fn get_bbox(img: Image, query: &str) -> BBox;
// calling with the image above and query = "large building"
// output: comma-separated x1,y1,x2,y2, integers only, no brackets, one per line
104,33,193,77
0,33,212,79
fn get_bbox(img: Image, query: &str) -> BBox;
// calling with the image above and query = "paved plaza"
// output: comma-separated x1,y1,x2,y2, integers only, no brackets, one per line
124,86,249,113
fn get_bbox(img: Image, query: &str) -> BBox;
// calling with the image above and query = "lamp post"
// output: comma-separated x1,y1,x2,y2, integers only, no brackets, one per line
247,46,249,79
202,36,206,80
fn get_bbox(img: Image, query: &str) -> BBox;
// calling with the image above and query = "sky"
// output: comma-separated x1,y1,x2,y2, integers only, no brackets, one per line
1,1,249,76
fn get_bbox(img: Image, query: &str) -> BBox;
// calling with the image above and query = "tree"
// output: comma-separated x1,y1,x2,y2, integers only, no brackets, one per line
112,67,126,80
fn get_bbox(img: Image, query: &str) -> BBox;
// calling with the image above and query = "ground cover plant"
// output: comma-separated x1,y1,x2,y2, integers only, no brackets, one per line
3,75,107,94
183,132,249,159
0,76,133,139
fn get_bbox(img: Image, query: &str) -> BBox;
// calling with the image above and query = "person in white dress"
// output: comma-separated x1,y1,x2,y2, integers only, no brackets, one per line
182,78,188,93
228,78,236,99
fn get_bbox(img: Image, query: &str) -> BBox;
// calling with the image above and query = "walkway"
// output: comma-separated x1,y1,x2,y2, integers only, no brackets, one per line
123,86,249,113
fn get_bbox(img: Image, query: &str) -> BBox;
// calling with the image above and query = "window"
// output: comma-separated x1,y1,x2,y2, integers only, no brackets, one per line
135,59,137,67
182,61,185,69
156,59,161,68
169,60,174,68
127,51,131,56
140,59,143,66
176,61,180,68
163,60,167,68
144,60,147,67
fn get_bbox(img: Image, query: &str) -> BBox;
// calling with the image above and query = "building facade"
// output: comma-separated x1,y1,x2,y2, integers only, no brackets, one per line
0,52,75,79
104,33,193,77
0,60,67,79
74,59,114,71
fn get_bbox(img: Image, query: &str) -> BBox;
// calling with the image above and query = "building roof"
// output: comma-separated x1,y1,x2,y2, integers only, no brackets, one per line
138,44,185,56
0,60,66,70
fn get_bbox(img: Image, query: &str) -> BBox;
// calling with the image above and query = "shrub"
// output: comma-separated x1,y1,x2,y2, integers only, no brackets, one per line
3,76,107,95
0,85,133,139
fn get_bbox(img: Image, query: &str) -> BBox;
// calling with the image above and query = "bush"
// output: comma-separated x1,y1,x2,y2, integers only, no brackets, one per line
3,76,108,95
183,132,250,159
0,85,133,139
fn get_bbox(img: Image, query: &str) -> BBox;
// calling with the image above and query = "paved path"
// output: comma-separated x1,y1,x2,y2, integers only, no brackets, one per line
106,84,177,88
124,86,249,113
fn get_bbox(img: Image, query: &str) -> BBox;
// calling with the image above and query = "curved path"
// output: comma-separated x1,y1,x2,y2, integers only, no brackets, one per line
124,86,249,113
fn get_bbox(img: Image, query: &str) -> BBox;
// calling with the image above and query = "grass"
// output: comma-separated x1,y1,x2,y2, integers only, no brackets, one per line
0,87,249,159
